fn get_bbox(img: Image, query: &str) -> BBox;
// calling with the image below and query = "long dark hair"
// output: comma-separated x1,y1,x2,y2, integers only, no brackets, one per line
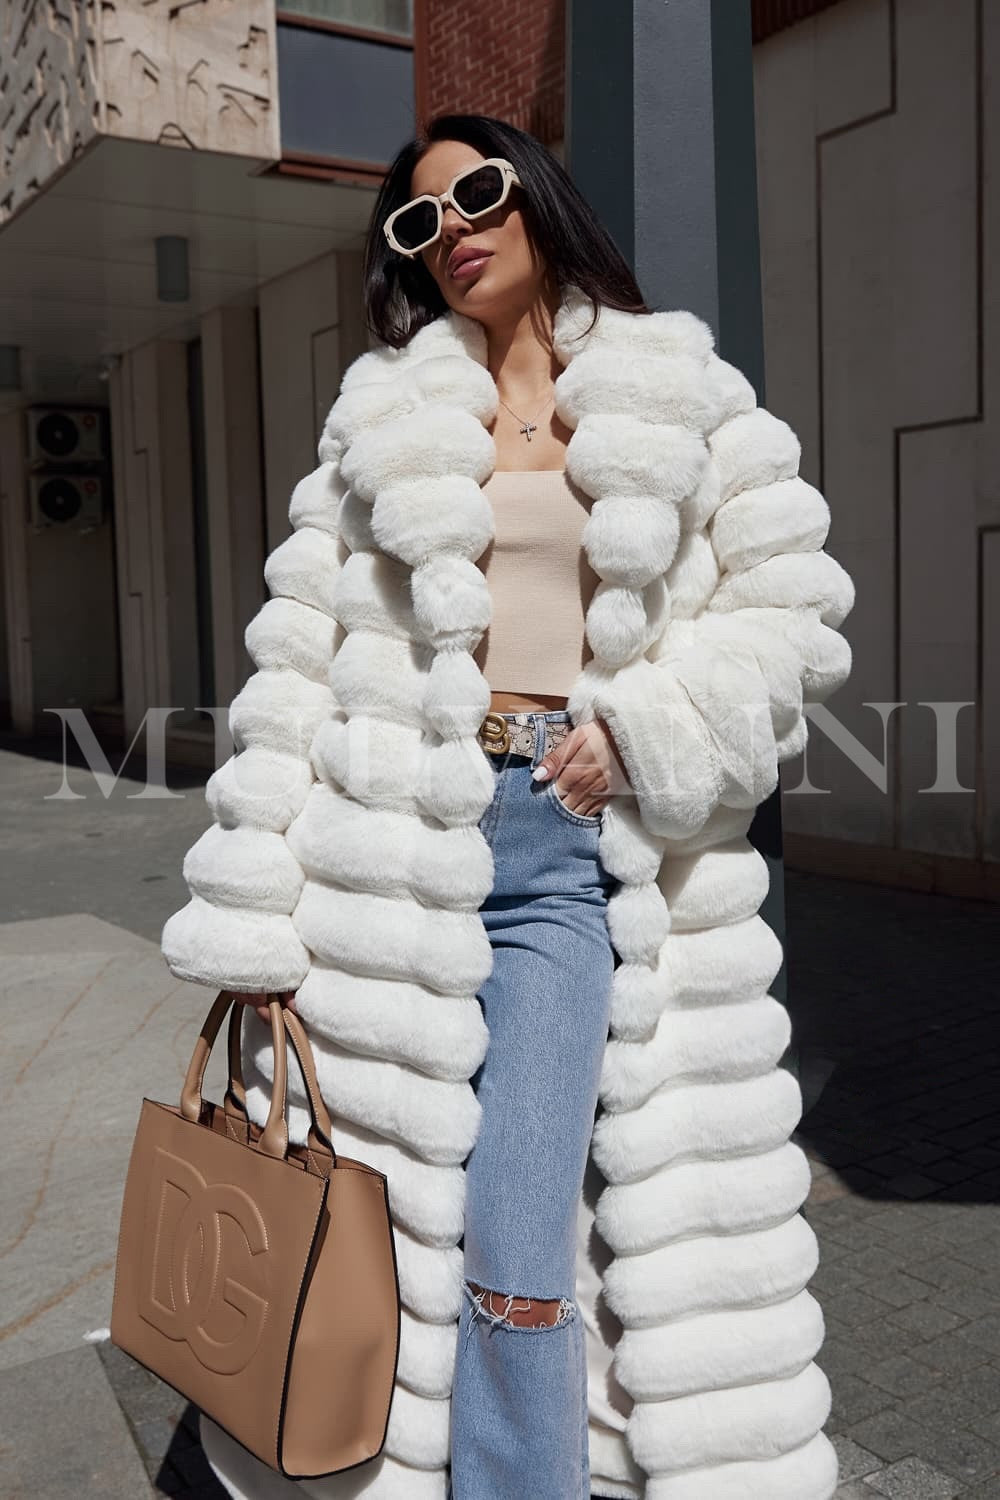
364,113,652,349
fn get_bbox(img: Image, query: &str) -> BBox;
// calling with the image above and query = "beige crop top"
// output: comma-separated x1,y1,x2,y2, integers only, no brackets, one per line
472,468,600,696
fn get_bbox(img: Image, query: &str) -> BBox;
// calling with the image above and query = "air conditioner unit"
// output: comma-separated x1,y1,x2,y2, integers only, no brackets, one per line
28,406,106,464
29,473,105,528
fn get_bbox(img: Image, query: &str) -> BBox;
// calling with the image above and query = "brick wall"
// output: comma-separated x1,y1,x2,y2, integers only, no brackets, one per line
415,0,564,144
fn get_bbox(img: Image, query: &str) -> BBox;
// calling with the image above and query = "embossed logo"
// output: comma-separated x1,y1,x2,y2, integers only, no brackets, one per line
139,1146,269,1374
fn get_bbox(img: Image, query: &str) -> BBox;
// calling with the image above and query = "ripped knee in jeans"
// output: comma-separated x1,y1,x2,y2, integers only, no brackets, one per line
464,1279,575,1343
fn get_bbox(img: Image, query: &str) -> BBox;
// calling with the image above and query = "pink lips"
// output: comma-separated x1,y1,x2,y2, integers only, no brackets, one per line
449,250,493,280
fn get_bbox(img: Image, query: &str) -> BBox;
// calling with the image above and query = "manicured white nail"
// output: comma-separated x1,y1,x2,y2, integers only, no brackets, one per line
532,765,550,780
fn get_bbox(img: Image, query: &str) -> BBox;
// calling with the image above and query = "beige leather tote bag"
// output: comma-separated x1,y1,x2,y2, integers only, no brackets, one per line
110,990,400,1479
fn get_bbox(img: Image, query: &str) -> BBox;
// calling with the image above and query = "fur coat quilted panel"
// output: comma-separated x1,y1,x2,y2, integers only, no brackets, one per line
161,282,854,1500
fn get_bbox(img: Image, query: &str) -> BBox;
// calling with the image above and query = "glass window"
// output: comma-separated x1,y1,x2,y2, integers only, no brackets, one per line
277,22,414,165
278,0,413,38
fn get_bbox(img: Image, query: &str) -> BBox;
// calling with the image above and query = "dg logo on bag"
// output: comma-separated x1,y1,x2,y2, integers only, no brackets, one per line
138,1144,270,1375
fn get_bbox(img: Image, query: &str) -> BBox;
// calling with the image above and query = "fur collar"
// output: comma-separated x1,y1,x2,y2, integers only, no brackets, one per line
314,281,757,770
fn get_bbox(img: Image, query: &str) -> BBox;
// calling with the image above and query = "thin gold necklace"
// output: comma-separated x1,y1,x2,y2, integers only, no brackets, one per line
497,391,554,442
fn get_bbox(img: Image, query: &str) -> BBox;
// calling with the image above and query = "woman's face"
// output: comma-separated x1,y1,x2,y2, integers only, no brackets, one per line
411,140,547,324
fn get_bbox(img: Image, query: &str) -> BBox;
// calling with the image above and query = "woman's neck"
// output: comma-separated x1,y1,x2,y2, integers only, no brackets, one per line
479,282,572,471
483,285,562,411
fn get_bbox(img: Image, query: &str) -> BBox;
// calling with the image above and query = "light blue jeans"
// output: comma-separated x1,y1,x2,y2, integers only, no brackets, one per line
448,711,619,1500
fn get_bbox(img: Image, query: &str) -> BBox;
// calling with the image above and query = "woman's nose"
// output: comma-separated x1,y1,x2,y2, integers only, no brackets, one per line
441,205,471,241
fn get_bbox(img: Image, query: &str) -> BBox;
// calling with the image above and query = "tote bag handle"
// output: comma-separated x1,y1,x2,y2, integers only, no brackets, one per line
179,991,337,1165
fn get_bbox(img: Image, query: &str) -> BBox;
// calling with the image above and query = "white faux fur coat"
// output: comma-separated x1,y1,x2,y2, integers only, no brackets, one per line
162,281,855,1500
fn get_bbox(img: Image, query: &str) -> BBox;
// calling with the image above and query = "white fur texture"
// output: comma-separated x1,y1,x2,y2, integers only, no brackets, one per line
162,282,854,1498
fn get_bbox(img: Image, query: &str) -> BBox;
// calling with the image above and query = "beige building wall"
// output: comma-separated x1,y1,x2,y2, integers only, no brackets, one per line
754,0,999,883
200,305,267,715
109,341,198,740
0,0,279,226
0,408,118,733
0,411,32,731
102,253,368,751
258,250,369,551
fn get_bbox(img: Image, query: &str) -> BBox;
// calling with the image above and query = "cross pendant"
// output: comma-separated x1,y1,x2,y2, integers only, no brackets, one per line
520,422,537,441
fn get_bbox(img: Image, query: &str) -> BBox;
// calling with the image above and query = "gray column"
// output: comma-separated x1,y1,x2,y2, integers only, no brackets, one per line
566,0,790,1021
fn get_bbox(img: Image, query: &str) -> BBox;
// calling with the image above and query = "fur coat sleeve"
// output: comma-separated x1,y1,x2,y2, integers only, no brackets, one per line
160,461,349,993
588,351,854,840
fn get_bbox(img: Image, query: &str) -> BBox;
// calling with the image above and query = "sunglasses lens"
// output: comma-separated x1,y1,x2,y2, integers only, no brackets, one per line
391,199,439,251
453,164,506,218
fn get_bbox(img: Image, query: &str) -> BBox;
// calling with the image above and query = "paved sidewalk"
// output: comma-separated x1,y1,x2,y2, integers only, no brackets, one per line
791,871,1000,1498
1,735,998,1498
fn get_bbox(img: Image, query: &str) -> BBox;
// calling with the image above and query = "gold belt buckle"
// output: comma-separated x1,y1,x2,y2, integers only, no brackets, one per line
479,711,511,755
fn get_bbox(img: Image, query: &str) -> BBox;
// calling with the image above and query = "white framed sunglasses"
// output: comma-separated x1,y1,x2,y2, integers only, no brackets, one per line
382,157,523,257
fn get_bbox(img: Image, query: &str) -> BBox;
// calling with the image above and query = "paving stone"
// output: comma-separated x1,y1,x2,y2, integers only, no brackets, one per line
884,1173,947,1200
843,1247,914,1281
903,1364,1000,1429
946,1243,1000,1276
867,1272,940,1310
970,1411,1000,1448
893,1234,970,1264
940,1123,1000,1150
811,1172,859,1204
954,1316,1000,1355
829,1224,910,1260
830,1373,897,1429
904,1256,988,1291
812,1201,880,1239
832,1432,885,1481
928,1206,1000,1240
839,1165,898,1195
863,1455,964,1497
0,1346,154,1499
809,1137,869,1168
903,1204,969,1228
835,1484,887,1498
938,1181,1000,1205
902,1144,954,1166
909,1327,996,1376
887,1301,966,1341
847,1408,939,1463
826,1289,908,1329
922,1157,984,1185
857,1205,925,1235
915,1426,1000,1488
824,1333,875,1379
818,1237,853,1264
867,1355,946,1399
864,1154,929,1179
813,1257,870,1294
930,1286,1000,1322
958,1147,1000,1169
133,1417,182,1466
847,1317,926,1365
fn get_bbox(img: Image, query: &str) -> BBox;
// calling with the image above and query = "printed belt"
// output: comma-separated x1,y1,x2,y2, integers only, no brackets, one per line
476,712,572,759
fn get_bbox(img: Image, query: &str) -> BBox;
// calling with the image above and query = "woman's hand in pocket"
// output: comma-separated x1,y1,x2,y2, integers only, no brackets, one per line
230,990,299,1025
531,718,631,818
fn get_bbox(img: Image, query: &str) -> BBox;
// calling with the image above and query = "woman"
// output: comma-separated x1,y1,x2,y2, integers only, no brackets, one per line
162,113,854,1500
